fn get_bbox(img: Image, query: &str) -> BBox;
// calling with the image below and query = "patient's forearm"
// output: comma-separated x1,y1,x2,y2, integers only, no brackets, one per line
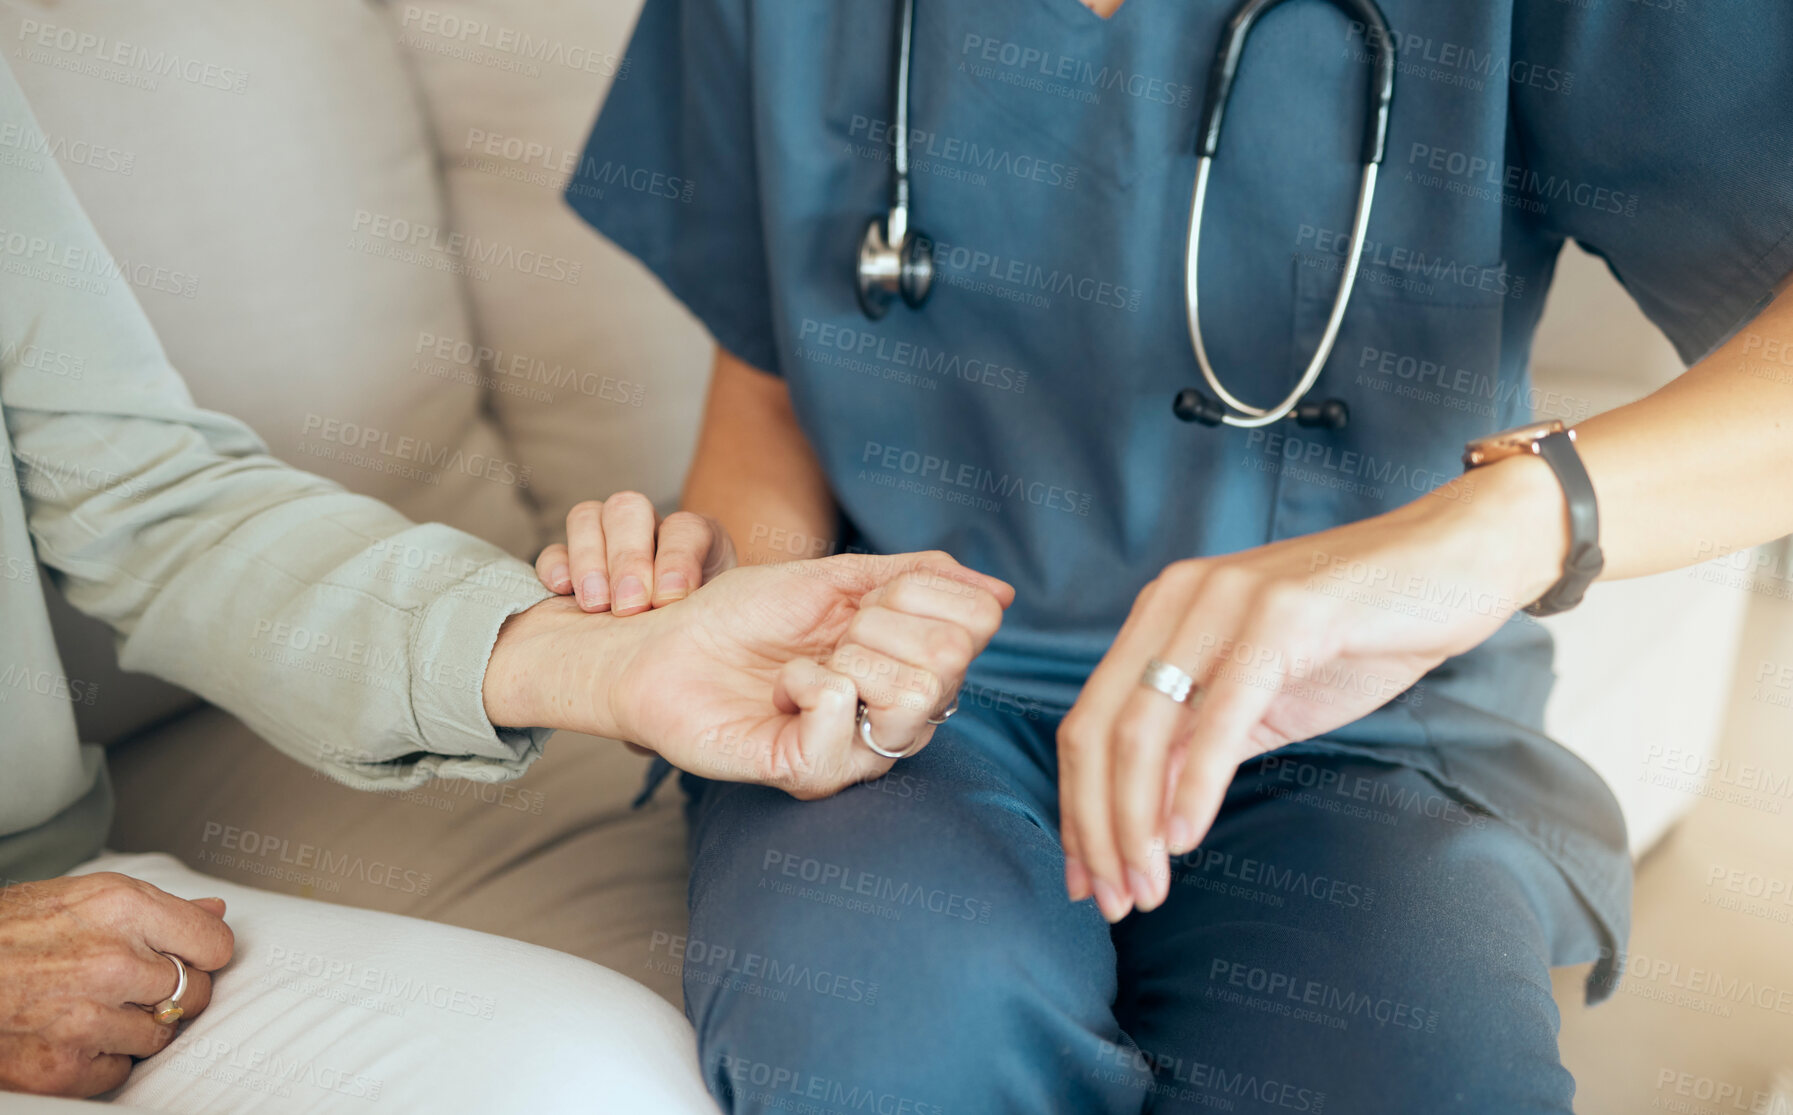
682,347,839,564
2,60,550,784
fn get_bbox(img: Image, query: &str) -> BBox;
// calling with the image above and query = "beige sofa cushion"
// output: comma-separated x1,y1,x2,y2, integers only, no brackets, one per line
2,0,536,546
4,0,539,742
385,0,713,531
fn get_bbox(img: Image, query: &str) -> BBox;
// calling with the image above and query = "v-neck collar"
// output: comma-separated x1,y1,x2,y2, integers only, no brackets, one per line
1034,0,1144,31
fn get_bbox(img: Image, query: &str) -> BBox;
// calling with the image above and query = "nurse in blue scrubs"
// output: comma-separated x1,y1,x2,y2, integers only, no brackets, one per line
564,0,1793,1110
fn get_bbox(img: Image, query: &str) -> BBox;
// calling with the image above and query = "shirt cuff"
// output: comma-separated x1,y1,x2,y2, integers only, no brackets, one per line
408,558,555,770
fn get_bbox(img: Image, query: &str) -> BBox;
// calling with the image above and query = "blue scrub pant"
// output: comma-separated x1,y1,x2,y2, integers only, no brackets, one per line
679,705,1596,1114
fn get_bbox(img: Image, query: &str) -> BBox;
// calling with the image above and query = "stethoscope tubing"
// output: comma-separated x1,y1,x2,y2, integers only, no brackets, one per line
1184,159,1379,428
860,0,1397,431
887,0,916,249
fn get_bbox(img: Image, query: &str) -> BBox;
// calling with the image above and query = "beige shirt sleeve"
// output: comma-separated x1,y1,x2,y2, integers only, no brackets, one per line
1,57,552,791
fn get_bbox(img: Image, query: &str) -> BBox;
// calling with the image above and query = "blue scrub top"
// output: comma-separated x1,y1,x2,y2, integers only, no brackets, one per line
571,0,1793,1002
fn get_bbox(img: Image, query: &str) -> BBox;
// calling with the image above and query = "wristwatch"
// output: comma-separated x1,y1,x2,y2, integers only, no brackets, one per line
1461,419,1605,617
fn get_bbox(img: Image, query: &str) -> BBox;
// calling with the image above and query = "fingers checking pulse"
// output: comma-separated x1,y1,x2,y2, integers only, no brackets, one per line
534,493,737,615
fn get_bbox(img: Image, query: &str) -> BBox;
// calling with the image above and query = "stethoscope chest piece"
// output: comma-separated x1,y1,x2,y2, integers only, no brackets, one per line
856,210,934,320
855,0,933,321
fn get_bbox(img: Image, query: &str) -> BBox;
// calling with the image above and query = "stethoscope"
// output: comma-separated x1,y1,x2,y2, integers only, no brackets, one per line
854,0,1396,432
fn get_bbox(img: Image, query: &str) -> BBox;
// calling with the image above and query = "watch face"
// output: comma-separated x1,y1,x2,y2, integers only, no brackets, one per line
1462,419,1567,468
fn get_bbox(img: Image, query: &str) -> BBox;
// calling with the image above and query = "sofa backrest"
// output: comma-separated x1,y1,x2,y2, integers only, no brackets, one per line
3,0,544,742
381,0,714,537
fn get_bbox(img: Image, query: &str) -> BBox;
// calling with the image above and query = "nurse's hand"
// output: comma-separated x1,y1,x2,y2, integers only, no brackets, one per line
1057,458,1567,922
534,492,737,615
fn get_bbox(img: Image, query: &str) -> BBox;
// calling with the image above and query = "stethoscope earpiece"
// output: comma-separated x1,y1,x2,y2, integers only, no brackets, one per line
1174,390,1351,431
1172,389,1228,427
1293,397,1350,431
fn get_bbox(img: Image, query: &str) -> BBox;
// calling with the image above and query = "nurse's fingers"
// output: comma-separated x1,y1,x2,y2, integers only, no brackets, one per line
771,658,889,798
652,511,718,607
1163,613,1292,858
1058,610,1162,919
1106,590,1246,914
1104,676,1194,914
1059,680,1130,921
534,542,573,595
565,500,612,612
600,492,659,616
1058,568,1199,921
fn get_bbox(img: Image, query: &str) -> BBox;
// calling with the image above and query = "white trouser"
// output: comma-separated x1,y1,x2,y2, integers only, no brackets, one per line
8,852,715,1114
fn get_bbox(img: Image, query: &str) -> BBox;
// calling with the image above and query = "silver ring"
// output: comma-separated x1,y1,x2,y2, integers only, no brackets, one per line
926,695,959,726
153,951,188,1025
1139,657,1197,704
856,702,922,760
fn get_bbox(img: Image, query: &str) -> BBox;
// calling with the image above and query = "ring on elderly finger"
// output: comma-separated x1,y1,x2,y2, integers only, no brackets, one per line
153,951,188,1025
856,701,921,760
926,695,959,725
1139,657,1197,704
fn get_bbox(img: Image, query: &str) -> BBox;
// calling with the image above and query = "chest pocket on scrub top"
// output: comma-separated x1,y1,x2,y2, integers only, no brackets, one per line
1264,253,1515,542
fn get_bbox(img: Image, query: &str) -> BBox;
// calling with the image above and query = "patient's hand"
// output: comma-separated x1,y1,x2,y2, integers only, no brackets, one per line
533,491,736,616
487,552,1013,798
0,873,233,1097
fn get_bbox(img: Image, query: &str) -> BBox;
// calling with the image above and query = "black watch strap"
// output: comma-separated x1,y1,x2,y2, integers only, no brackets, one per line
1524,430,1605,617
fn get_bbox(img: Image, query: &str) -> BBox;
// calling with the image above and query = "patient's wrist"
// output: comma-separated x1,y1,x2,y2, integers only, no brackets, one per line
483,596,641,739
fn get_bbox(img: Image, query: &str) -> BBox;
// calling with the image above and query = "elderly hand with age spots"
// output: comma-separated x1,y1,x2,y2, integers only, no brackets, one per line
0,874,233,1097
